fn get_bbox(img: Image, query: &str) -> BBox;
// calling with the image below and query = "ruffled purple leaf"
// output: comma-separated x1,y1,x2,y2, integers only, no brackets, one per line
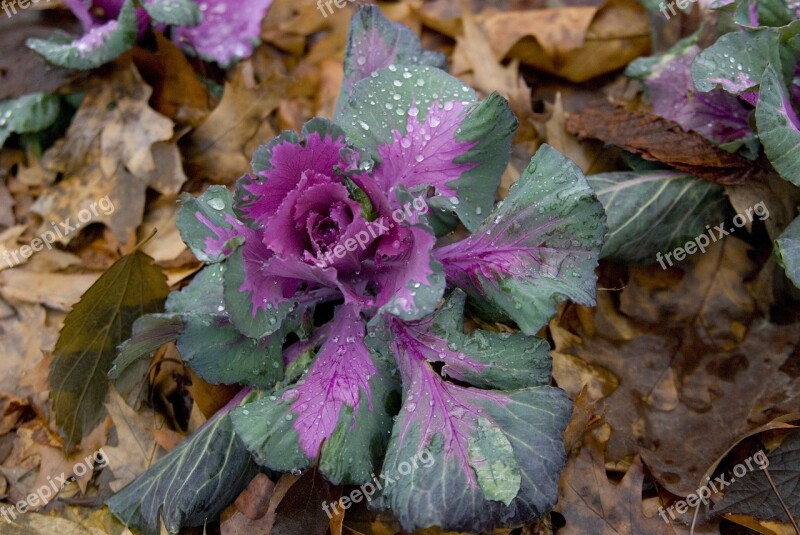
341,66,517,231
367,218,445,321
235,119,350,229
231,304,399,484
335,5,445,120
435,144,606,335
222,228,339,338
172,0,272,67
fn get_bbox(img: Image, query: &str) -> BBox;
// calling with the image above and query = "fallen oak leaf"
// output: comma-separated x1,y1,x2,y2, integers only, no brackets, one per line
28,63,179,246
182,64,287,183
421,0,650,82
566,99,773,185
452,2,536,141
556,435,669,535
486,0,651,82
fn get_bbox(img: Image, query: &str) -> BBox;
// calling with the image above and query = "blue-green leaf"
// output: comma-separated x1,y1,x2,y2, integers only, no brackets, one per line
775,213,800,288
335,5,445,121
26,0,138,70
589,170,727,265
177,186,245,263
340,66,517,232
372,340,571,531
107,390,259,535
231,305,399,484
435,144,606,335
756,65,800,186
144,0,202,26
0,93,61,147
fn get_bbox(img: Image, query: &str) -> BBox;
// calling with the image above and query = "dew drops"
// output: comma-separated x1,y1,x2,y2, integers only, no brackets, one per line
207,197,225,210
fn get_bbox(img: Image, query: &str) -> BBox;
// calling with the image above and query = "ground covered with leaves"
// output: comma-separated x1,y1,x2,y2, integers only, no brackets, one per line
0,0,799,534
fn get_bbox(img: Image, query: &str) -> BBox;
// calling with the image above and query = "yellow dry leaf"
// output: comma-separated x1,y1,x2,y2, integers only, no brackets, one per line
453,2,536,141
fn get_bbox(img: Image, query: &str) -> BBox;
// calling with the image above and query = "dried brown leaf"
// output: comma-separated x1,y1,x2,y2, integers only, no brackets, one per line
566,100,772,185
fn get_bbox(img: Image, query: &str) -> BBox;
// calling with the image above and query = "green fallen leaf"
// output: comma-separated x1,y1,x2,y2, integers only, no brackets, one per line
50,245,168,450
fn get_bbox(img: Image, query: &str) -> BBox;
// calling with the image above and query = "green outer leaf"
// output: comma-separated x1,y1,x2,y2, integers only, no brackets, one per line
109,314,184,379
144,0,202,26
26,0,138,70
756,65,800,186
231,350,400,485
467,417,522,506
165,263,226,315
341,65,476,163
341,66,517,231
438,144,606,335
692,27,781,94
107,390,259,535
692,22,800,95
733,0,793,28
403,289,554,390
113,263,290,388
588,171,727,265
775,213,800,288
373,386,572,531
0,93,61,147
177,315,284,389
110,263,225,379
223,247,293,338
451,93,518,231
50,248,168,450
177,186,244,263
334,5,445,120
